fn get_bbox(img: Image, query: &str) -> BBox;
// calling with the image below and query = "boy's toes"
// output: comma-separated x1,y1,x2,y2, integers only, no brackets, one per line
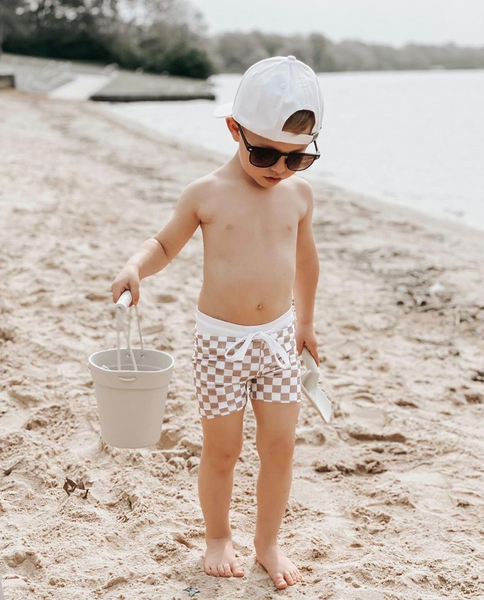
222,563,232,577
275,573,288,589
231,561,244,577
210,566,220,577
284,570,296,585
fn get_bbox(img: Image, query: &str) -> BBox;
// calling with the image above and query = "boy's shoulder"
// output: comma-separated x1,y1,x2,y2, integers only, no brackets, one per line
292,176,314,219
292,175,313,197
182,171,220,198
177,172,222,223
183,172,218,191
177,172,218,208
292,174,313,193
181,166,243,207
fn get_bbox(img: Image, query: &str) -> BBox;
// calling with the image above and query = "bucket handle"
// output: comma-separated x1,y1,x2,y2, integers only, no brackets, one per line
115,290,145,371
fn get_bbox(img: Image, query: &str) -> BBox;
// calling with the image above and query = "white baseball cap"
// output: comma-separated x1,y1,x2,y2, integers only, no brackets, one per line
213,55,324,145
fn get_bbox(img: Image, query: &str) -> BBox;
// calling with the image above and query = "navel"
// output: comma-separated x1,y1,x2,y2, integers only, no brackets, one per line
257,303,263,310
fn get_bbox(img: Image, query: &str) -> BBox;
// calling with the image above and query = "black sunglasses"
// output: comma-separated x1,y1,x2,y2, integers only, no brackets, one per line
236,122,320,171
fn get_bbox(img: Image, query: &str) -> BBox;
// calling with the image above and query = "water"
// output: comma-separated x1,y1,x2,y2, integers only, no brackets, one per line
107,69,484,232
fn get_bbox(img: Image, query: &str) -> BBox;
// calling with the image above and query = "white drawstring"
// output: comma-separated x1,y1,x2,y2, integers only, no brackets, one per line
224,330,291,370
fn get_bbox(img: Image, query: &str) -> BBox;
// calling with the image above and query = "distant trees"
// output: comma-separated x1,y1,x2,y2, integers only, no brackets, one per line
206,31,337,74
1,3,483,77
129,0,212,77
109,0,213,77
1,0,214,78
208,32,484,73
0,0,28,52
2,0,118,62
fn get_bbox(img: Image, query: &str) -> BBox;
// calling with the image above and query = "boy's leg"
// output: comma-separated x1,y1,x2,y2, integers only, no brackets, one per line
251,400,303,588
198,407,246,577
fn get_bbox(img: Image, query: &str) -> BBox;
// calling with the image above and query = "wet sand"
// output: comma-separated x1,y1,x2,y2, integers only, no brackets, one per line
1,89,484,599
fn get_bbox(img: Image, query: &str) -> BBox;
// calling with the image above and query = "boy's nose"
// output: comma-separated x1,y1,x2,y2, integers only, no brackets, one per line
271,156,287,173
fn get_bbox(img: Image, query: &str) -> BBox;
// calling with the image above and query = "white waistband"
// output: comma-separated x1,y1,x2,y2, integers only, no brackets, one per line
195,306,295,337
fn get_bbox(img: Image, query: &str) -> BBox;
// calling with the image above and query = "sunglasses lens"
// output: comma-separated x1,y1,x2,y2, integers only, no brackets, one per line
248,142,317,171
250,148,279,167
287,154,315,171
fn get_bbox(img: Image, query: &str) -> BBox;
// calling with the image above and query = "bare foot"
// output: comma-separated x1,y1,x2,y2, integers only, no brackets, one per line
255,542,303,589
203,537,245,578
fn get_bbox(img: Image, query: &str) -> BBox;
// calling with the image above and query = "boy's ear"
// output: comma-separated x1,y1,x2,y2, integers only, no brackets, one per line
226,117,240,142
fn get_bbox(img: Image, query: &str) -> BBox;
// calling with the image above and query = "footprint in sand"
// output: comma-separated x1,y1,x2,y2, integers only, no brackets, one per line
346,399,389,428
343,394,407,444
396,465,454,513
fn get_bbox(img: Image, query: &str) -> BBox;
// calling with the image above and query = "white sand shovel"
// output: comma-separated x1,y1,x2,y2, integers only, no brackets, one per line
301,347,333,423
88,290,175,449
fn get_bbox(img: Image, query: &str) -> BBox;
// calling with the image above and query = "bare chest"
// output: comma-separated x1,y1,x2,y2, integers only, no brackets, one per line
199,184,304,251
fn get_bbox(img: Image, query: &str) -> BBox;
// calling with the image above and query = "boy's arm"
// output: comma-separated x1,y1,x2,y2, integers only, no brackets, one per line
126,181,202,280
293,180,320,326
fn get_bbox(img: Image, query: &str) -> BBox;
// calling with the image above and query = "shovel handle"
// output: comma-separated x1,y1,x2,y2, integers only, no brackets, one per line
301,346,318,373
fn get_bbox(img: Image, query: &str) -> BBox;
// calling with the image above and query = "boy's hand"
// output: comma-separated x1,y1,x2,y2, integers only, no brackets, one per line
295,323,320,366
111,264,140,307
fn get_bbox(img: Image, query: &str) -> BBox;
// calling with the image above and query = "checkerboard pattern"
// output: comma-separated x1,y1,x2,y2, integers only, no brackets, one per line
191,320,302,419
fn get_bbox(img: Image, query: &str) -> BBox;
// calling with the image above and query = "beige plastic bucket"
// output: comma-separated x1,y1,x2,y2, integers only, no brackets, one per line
88,292,175,448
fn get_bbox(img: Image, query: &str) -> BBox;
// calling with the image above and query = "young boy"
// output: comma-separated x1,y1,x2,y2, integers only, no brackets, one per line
111,55,323,590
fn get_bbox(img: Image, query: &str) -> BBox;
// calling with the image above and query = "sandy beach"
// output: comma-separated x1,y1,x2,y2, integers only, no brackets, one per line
1,89,484,600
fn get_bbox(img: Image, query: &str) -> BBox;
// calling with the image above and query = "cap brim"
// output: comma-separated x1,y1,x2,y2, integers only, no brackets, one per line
213,101,233,118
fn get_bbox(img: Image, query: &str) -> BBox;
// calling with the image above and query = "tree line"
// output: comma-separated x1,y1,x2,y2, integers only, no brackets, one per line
1,0,483,79
0,0,214,78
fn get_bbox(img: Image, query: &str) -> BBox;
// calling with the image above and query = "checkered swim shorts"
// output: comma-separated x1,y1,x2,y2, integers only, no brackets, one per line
191,306,302,419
